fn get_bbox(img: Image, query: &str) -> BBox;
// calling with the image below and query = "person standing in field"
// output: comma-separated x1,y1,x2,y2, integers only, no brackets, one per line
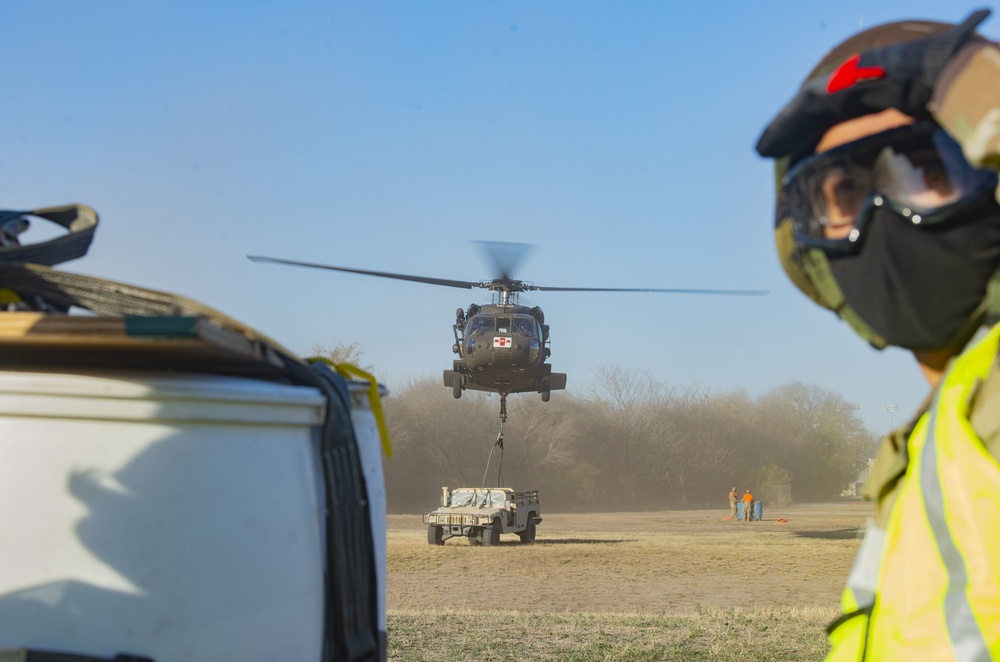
728,487,738,519
742,490,753,522
755,9,1000,659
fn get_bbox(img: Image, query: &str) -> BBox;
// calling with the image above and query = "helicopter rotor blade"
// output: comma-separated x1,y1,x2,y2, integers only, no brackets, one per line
476,241,533,281
247,255,481,290
249,254,768,296
532,285,769,296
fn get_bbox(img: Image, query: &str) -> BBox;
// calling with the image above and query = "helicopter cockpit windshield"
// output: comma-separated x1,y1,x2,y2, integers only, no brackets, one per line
513,316,539,338
466,316,494,336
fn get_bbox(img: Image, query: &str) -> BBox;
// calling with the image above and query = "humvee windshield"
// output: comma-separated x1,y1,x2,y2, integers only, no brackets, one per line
479,491,507,507
450,490,475,507
449,490,506,507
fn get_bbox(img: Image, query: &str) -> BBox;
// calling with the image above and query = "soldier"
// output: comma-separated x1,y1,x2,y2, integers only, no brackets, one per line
742,489,753,522
755,10,1000,660
728,486,738,519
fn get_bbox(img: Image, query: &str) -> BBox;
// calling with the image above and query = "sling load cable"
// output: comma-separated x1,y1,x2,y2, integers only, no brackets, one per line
481,393,508,488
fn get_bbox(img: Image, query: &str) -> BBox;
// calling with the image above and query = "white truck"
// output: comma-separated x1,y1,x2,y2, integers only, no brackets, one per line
424,487,541,546
0,204,389,662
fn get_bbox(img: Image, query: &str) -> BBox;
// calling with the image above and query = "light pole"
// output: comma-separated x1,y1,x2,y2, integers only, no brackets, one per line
883,403,899,431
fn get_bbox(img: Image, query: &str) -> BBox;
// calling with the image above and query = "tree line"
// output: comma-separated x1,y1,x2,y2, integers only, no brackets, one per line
379,364,877,513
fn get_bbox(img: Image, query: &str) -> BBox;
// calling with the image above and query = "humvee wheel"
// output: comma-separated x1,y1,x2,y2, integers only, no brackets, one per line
518,519,536,543
481,520,501,546
428,525,444,546
452,375,462,399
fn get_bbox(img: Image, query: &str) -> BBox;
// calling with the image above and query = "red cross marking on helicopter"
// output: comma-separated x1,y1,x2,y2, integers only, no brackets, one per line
494,337,512,348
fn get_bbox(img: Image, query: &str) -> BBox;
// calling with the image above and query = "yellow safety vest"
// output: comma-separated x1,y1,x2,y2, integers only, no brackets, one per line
827,323,1000,661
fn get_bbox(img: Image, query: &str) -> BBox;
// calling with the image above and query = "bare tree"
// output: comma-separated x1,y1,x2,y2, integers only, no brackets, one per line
380,366,881,512
310,341,375,374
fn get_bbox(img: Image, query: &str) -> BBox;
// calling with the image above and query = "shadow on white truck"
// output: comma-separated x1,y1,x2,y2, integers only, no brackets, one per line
424,487,541,546
0,204,388,661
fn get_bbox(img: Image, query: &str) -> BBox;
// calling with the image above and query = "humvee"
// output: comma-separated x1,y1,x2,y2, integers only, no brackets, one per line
424,486,541,546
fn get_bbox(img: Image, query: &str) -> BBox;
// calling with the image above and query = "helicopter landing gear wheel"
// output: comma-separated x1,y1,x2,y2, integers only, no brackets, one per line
452,375,462,399
541,380,550,402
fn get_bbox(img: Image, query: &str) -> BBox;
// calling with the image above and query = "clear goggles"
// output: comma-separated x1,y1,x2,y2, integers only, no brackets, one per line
782,123,998,253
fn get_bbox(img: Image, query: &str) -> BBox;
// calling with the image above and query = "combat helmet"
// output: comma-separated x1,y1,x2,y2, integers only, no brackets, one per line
757,13,1000,352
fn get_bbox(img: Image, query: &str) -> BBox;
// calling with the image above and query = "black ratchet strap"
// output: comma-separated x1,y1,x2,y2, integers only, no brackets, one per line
308,362,382,662
0,204,97,266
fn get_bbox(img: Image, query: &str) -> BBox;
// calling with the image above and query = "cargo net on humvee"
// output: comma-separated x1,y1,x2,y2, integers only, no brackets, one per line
424,487,541,546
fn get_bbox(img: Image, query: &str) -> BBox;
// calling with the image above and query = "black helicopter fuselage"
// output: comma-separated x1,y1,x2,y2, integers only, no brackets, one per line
444,303,567,399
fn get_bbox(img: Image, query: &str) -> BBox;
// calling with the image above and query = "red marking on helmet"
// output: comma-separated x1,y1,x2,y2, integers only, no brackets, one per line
826,53,886,93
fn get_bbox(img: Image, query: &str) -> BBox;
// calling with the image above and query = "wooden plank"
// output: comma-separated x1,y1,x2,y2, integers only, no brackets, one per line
0,312,286,371
0,312,124,337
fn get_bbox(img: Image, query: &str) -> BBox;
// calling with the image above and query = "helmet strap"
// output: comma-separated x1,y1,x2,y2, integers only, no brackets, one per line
800,248,889,349
775,219,828,308
985,264,1000,326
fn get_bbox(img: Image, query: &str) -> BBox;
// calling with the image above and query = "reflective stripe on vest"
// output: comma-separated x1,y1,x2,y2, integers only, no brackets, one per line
827,323,1000,661
843,519,884,613
921,404,990,660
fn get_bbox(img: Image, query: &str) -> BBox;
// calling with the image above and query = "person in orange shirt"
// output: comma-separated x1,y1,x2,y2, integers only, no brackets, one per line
742,490,753,522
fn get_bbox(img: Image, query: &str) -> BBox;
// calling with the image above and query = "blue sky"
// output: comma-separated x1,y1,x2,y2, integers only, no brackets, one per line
2,2,993,435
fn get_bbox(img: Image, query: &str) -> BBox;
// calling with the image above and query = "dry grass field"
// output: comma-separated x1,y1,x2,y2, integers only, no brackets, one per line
387,501,870,661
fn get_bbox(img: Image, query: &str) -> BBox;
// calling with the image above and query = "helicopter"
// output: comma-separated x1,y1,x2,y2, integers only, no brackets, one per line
248,242,767,410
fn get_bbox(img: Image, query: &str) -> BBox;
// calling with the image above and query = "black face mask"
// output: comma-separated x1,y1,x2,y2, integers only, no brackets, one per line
828,201,1000,351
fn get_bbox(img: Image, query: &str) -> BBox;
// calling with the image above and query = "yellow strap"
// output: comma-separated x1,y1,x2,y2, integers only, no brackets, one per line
0,288,22,304
309,358,392,457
